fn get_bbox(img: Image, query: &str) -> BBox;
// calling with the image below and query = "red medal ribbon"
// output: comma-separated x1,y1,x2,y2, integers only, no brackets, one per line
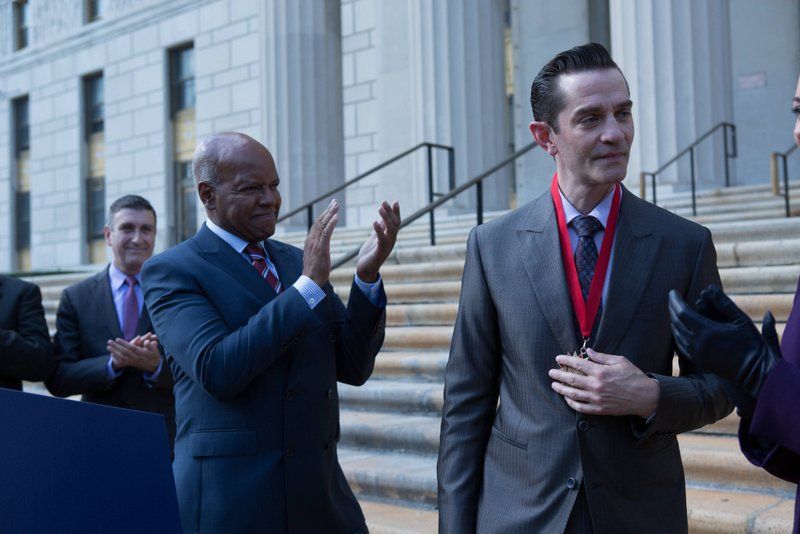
550,173,621,339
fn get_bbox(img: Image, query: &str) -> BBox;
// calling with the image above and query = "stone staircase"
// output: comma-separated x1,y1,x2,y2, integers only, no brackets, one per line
27,181,799,532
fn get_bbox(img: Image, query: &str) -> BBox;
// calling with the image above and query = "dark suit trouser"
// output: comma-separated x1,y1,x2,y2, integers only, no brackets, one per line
564,485,595,534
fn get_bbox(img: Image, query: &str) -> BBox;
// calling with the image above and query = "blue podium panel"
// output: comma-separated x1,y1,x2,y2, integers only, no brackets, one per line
0,388,181,533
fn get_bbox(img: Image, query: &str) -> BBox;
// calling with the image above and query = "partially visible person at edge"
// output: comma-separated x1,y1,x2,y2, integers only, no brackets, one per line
669,73,800,534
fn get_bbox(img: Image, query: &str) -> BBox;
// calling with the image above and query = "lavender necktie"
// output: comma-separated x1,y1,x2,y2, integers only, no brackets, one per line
123,276,139,341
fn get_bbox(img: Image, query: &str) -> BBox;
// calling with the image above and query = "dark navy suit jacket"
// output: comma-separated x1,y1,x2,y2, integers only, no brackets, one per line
740,276,800,534
142,224,385,534
46,268,176,449
0,274,53,390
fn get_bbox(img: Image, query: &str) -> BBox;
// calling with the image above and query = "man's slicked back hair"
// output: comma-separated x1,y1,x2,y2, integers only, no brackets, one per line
530,42,625,132
106,194,156,227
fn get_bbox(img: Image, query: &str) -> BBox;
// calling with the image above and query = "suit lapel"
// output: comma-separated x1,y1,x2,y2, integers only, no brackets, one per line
264,239,301,288
517,194,579,355
194,224,276,303
96,268,124,339
593,188,661,355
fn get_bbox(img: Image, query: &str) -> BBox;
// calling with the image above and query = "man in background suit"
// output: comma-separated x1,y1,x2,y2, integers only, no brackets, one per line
437,43,732,533
0,274,54,390
46,195,175,449
142,132,400,533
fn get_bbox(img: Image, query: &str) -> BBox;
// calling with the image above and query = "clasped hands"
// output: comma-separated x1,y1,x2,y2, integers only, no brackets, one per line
549,349,660,417
109,332,161,373
302,198,401,287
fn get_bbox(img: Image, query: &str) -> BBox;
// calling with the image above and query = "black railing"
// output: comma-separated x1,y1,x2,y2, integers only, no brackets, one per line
772,144,798,217
332,143,537,269
277,142,455,230
641,122,737,215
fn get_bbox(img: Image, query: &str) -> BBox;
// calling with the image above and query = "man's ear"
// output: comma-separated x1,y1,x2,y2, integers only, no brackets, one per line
198,183,215,210
103,226,112,246
529,120,558,156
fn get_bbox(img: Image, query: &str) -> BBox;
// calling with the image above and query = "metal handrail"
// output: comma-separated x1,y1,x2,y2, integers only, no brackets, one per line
332,142,537,269
277,142,455,230
640,122,737,215
772,143,799,217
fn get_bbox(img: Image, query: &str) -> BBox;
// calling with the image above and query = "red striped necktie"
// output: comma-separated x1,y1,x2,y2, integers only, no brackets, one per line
245,243,281,293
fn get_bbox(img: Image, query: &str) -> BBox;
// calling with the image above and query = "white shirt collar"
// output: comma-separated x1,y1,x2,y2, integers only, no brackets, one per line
205,218,252,255
558,185,616,229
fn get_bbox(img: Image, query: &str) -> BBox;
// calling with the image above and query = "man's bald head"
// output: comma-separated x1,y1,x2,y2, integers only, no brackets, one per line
192,132,272,188
193,131,282,242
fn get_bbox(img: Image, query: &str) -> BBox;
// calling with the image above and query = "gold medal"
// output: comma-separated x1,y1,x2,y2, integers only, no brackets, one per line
561,337,589,375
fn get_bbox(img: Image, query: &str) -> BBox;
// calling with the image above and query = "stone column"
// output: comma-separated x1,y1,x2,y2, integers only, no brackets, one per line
610,0,733,193
373,0,511,216
510,0,593,205
261,0,345,226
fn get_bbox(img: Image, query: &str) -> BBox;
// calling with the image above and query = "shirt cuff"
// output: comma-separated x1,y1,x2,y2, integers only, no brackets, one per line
293,275,327,309
143,358,163,383
354,273,386,307
106,355,123,381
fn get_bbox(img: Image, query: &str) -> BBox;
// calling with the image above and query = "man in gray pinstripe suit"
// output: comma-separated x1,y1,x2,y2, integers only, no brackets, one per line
437,43,732,534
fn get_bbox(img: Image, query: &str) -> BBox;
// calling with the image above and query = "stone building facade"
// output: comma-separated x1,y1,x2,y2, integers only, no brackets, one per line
0,0,798,271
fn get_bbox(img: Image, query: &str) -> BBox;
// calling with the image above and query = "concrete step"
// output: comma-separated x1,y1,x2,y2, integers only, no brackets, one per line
340,410,793,497
680,433,796,495
339,447,437,507
360,499,437,534
334,268,800,304
372,352,448,382
383,326,453,350
340,447,796,532
339,381,443,416
360,487,798,534
688,208,788,225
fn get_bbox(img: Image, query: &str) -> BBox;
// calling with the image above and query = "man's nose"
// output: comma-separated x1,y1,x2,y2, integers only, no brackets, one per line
600,117,625,144
257,188,277,205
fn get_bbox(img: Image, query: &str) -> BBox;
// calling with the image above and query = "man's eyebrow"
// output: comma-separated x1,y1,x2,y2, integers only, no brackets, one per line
572,99,633,117
793,96,800,104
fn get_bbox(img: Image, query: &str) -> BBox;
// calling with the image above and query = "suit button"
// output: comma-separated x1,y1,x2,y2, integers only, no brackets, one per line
567,477,578,490
578,420,589,432
285,391,295,401
326,389,333,399
328,334,335,343
324,442,330,451
286,448,294,457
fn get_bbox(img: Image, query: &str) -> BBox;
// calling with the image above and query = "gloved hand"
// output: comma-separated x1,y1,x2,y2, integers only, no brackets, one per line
668,285,781,398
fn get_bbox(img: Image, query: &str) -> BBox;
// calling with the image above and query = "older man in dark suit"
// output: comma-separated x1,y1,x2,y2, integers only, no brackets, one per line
437,43,732,533
46,195,175,449
0,274,53,390
142,132,400,533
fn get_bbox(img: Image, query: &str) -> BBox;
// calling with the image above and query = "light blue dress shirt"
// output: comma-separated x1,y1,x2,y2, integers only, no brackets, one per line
204,219,385,308
106,263,163,382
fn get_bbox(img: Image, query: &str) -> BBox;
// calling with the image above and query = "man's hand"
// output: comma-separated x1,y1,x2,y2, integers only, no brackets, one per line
302,199,340,287
548,349,660,417
108,332,161,373
356,201,401,282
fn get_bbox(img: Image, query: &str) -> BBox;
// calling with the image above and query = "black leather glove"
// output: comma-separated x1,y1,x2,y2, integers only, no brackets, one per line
668,285,781,399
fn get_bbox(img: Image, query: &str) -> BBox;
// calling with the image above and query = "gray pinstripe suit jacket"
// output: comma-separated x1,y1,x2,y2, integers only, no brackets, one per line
437,187,733,534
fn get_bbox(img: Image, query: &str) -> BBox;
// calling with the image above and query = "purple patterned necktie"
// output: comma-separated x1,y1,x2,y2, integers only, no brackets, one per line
123,276,139,341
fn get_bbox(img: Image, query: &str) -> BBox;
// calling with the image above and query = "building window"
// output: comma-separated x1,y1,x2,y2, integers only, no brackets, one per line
86,0,103,22
83,73,106,263
170,44,196,243
13,97,31,271
12,1,29,51
170,45,195,115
